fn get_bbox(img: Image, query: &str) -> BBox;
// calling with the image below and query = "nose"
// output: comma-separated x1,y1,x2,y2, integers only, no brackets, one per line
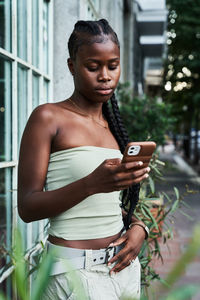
98,67,111,82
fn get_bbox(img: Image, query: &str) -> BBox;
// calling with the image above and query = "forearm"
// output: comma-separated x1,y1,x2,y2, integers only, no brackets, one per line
18,175,95,223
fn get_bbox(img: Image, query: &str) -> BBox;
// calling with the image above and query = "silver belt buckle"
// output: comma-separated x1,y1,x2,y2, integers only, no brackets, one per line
105,246,116,264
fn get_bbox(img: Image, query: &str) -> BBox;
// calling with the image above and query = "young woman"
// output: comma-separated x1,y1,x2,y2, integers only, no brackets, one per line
18,19,150,300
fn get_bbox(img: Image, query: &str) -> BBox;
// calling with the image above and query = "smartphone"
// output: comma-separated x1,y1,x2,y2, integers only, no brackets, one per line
122,141,156,169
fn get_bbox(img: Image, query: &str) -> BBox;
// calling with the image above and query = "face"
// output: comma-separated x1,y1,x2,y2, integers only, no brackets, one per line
68,37,120,103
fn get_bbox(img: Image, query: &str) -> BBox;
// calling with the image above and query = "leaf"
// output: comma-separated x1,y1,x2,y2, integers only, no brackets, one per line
31,250,54,300
13,229,28,300
148,176,155,194
174,187,179,200
0,293,8,300
162,192,172,203
180,200,191,209
170,199,179,213
179,209,194,221
141,206,159,230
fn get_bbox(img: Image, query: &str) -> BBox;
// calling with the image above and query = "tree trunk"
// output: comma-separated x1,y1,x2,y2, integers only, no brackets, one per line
193,112,199,164
183,134,190,159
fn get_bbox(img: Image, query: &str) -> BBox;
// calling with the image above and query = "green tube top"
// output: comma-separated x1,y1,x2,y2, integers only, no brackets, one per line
45,146,124,240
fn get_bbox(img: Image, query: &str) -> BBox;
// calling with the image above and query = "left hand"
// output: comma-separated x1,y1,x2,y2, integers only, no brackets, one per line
108,225,146,274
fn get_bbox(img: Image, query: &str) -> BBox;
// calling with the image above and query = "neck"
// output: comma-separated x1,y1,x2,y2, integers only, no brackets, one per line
70,92,104,120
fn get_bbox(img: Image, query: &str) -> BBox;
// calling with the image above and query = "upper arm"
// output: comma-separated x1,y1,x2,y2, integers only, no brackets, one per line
17,104,57,211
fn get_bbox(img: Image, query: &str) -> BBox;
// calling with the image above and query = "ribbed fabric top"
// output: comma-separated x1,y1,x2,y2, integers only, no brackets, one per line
45,146,124,240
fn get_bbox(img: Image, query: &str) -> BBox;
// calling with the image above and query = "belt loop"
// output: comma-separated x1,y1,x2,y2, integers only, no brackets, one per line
85,249,93,271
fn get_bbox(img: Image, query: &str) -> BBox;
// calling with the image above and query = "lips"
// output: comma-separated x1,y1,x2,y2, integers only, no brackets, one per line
95,87,113,95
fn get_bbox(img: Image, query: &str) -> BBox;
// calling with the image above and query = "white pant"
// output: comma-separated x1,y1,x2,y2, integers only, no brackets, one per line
42,257,141,300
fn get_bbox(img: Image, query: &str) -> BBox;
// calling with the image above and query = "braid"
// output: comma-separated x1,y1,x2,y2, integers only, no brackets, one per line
110,94,130,145
102,102,125,151
103,93,140,230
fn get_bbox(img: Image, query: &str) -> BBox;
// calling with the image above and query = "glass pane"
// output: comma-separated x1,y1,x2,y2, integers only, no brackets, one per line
43,79,49,102
0,0,11,51
32,0,39,68
32,73,39,109
32,221,39,244
0,276,12,299
87,5,95,20
0,56,12,162
0,164,12,298
17,0,27,60
0,168,12,268
91,0,100,11
43,1,49,74
17,65,27,150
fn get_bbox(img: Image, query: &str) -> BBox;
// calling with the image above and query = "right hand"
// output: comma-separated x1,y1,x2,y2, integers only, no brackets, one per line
86,158,150,194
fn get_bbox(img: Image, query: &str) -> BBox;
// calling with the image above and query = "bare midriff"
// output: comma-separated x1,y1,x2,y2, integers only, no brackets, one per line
48,230,122,249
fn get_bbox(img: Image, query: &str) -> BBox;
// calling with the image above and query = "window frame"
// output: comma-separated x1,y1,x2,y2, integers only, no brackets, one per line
0,0,53,287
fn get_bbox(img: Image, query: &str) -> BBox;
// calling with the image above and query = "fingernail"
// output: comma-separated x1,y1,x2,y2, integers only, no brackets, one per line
145,173,149,178
146,167,150,172
138,161,143,166
108,243,114,247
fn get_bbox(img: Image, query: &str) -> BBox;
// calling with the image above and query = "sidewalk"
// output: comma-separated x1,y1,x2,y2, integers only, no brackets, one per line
150,145,200,299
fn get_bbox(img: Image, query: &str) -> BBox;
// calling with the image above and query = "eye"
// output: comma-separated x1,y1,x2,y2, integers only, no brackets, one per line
109,64,119,70
87,67,98,72
86,64,98,72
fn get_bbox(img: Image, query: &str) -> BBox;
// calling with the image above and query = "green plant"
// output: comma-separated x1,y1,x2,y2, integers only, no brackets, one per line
0,229,55,300
117,82,176,146
116,82,186,291
0,228,89,300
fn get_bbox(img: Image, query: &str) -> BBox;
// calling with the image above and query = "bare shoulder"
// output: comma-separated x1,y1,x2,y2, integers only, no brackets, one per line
29,102,57,123
26,102,65,134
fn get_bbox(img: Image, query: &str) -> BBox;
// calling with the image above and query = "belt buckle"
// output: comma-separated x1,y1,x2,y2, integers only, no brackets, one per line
105,246,116,264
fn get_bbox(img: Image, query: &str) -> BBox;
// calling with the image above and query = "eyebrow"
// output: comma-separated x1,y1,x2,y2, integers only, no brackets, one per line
85,58,120,63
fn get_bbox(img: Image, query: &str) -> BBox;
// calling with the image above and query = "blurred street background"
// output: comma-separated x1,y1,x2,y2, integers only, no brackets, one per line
153,144,200,299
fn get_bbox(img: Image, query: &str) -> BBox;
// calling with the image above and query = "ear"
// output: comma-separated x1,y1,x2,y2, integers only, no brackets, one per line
67,58,75,76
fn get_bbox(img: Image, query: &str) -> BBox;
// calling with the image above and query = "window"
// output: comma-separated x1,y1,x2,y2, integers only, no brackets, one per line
79,0,99,20
0,0,12,52
32,73,40,109
32,0,39,68
0,0,53,295
0,56,12,162
17,65,28,149
17,0,27,60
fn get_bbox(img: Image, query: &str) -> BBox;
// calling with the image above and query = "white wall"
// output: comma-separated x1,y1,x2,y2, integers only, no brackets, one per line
53,0,127,102
53,0,79,101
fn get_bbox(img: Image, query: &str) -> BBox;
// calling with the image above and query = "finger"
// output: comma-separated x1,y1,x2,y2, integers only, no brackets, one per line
105,158,122,166
115,173,149,190
114,166,150,183
108,235,127,248
115,161,143,173
110,260,129,274
108,246,129,265
134,166,150,177
110,253,138,274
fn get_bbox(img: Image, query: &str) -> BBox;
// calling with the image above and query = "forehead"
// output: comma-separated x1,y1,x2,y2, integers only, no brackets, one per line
76,39,120,61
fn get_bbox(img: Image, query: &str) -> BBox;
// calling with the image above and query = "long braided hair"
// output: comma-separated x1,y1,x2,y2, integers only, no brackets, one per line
68,19,140,230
